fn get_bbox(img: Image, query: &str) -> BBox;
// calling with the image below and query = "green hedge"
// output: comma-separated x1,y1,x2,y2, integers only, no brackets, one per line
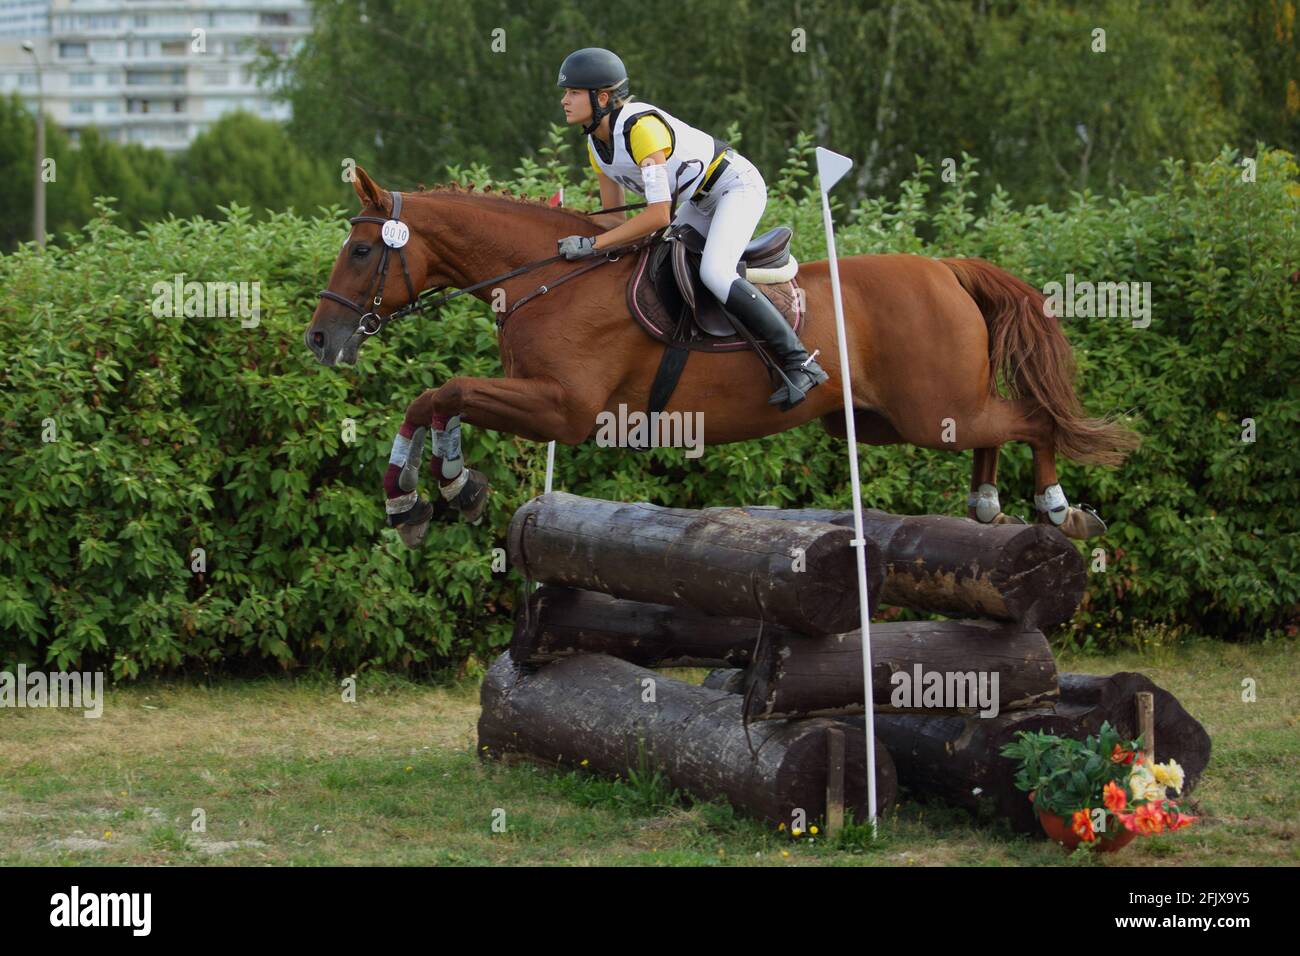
1,140,1296,678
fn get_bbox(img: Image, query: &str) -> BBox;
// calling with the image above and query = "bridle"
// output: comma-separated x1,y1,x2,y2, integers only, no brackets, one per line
316,188,657,348
316,190,445,346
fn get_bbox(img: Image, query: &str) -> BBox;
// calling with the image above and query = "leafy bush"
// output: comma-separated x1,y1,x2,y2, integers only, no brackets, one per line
1,137,1295,678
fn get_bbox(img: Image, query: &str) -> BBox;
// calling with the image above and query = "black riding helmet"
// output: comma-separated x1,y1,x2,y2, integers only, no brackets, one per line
557,47,630,136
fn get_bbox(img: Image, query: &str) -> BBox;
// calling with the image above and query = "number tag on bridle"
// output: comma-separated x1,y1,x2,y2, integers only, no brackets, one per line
381,220,410,248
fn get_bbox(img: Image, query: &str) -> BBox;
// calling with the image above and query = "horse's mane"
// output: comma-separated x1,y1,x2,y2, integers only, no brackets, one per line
412,182,598,228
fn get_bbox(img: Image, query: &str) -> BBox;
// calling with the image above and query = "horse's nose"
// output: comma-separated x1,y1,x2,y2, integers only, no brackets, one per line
306,327,326,358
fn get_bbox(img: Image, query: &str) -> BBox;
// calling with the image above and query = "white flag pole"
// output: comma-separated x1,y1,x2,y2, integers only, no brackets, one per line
536,188,563,590
815,146,877,837
543,440,556,496
542,185,564,498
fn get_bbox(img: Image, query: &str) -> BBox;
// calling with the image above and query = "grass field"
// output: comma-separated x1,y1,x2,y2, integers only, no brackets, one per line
2,639,1296,866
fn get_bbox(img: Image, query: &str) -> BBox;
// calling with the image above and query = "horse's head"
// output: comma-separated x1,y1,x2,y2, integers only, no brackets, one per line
306,167,442,366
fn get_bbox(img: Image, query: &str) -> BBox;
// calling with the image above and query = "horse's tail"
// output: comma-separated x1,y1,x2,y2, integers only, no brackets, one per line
942,257,1140,466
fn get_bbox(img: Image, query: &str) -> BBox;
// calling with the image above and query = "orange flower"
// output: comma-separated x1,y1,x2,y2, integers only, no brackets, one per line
1161,805,1197,831
1111,744,1135,765
1071,809,1097,842
1115,811,1138,833
1103,779,1127,813
1132,801,1166,835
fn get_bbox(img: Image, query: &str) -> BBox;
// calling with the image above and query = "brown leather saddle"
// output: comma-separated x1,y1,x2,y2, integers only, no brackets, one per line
627,224,803,352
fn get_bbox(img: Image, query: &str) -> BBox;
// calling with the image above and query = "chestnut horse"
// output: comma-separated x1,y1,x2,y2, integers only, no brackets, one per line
306,168,1138,541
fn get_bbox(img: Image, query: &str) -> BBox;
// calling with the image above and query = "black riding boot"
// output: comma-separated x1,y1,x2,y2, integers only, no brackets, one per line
722,276,829,409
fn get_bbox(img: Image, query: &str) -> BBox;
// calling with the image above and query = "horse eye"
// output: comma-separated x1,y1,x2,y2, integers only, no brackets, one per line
352,244,370,257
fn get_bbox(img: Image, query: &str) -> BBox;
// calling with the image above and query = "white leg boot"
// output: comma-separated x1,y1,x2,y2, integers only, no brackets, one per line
1034,483,1107,539
967,483,1027,526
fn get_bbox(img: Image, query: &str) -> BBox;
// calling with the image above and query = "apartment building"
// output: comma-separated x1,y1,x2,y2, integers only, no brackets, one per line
0,0,49,37
0,0,311,150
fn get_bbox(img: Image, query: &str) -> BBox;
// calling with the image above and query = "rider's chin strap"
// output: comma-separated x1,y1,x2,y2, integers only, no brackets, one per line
583,87,619,136
582,91,603,136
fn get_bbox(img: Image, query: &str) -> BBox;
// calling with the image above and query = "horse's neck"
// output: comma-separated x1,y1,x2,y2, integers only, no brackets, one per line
418,194,587,294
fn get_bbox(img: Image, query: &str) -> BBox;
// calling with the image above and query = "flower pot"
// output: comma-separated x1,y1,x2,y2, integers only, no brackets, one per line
1038,810,1137,853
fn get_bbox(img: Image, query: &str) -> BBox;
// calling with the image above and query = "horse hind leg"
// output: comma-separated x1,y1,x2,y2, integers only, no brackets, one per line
968,446,1027,526
822,408,1024,525
970,398,1107,539
1029,439,1108,541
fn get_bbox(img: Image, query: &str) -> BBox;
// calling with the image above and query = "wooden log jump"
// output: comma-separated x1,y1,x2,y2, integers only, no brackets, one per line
478,652,898,826
491,493,1209,835
737,505,1086,629
508,492,884,636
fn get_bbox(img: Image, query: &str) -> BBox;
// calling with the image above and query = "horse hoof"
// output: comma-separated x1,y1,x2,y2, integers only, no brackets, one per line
452,469,490,524
394,498,435,548
967,510,1027,526
1043,505,1107,539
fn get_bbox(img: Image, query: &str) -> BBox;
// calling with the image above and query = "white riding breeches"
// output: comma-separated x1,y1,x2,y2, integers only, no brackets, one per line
671,150,767,303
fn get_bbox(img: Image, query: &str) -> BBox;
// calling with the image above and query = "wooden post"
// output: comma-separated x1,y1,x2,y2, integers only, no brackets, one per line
1137,691,1155,763
826,726,845,837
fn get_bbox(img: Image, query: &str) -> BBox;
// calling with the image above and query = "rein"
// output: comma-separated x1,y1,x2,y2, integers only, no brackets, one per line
316,190,655,345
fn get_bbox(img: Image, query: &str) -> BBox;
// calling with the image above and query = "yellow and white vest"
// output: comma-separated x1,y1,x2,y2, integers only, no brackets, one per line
587,101,728,204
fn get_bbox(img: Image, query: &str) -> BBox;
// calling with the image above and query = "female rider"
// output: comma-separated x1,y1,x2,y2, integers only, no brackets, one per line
555,47,827,410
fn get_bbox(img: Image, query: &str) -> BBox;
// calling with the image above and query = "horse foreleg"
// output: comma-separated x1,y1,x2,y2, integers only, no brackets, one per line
384,376,591,545
420,375,592,444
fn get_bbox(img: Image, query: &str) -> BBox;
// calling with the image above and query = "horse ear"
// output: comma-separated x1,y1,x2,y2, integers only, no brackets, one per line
351,167,387,212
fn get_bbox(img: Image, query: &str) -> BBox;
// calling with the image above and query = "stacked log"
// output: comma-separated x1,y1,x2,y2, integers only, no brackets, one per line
479,652,897,826
743,619,1059,720
508,492,884,636
737,506,1086,629
513,592,1059,718
511,586,761,668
